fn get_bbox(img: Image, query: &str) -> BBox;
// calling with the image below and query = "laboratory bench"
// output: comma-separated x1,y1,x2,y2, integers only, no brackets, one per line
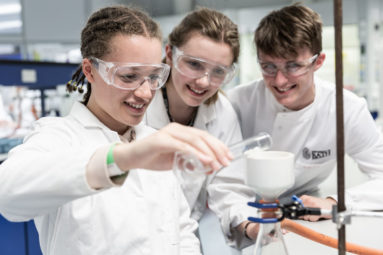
241,216,383,255
284,217,383,255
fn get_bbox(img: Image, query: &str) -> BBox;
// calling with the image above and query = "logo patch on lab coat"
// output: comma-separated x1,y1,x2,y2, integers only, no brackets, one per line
302,147,331,160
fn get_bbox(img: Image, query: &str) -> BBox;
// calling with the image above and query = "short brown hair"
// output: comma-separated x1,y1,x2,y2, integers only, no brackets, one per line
254,3,322,58
68,6,162,104
168,7,239,105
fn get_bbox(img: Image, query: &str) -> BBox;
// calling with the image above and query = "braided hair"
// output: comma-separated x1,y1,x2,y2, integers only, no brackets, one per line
67,6,162,104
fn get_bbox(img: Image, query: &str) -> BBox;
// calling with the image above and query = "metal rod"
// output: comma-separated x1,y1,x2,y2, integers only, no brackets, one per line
40,88,46,117
333,0,346,254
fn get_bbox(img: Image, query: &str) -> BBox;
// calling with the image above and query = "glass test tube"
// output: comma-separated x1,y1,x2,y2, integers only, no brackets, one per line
173,132,272,174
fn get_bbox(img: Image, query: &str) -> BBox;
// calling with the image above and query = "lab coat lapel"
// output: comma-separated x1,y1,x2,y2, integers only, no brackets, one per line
145,89,171,130
193,101,216,130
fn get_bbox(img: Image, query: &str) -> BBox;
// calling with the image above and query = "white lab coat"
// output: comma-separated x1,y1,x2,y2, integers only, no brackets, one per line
0,102,201,255
144,90,255,247
228,78,383,210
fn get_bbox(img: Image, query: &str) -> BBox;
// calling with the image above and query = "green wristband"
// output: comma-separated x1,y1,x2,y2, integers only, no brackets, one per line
107,143,117,165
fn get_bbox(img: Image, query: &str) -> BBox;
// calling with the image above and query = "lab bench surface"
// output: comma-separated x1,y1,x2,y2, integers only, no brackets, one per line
243,217,383,255
284,217,383,255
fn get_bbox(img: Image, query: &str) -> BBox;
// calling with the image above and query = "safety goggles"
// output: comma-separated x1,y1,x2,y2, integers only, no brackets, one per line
90,57,170,90
172,47,236,87
258,54,318,78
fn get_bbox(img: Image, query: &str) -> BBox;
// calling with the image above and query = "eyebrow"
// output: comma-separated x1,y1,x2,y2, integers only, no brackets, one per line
123,66,163,73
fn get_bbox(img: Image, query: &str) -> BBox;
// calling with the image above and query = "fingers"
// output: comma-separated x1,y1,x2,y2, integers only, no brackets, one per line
281,228,289,234
130,123,234,172
299,195,320,221
301,215,321,222
298,195,333,222
161,123,232,170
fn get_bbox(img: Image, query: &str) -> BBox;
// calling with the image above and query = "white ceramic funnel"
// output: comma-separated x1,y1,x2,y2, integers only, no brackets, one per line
246,150,295,202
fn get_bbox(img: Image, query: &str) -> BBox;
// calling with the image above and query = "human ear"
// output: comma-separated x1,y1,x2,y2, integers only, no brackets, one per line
165,44,173,66
313,52,326,71
82,58,95,83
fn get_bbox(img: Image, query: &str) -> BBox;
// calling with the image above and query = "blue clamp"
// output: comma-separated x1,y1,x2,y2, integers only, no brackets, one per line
292,195,303,206
247,201,284,223
247,195,323,223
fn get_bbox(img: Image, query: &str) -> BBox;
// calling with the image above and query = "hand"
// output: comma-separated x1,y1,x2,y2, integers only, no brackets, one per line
299,195,337,221
114,123,233,172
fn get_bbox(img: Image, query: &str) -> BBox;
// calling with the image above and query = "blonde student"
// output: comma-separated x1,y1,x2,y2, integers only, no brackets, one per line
145,7,257,250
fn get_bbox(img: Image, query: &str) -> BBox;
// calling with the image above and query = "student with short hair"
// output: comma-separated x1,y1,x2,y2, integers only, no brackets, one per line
145,7,257,250
228,3,383,224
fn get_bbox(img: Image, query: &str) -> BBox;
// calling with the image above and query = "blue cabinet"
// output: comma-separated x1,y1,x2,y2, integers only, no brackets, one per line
27,221,42,255
0,215,26,255
0,59,78,116
0,215,42,255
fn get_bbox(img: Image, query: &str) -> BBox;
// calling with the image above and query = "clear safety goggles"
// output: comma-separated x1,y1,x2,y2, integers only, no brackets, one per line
258,54,318,78
172,47,236,87
90,57,170,90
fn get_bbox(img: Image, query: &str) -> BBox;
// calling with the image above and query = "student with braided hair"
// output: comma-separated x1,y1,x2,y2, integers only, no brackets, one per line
0,6,233,255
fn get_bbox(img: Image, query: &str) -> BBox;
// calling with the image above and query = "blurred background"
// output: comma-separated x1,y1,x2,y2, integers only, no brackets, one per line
1,0,383,129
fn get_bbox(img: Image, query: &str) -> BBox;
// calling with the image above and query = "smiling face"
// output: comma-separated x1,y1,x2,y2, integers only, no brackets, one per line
258,48,325,110
166,33,234,107
83,34,162,134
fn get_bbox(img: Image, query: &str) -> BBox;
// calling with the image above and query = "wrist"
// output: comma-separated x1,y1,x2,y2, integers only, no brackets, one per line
113,142,140,171
243,221,258,240
107,143,127,177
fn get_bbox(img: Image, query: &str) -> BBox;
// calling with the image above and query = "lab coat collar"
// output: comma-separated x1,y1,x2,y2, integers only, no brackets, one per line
69,101,143,141
70,101,110,130
193,98,216,129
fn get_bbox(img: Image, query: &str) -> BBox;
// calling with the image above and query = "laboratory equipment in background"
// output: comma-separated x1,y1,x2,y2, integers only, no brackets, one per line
0,59,78,255
246,150,294,255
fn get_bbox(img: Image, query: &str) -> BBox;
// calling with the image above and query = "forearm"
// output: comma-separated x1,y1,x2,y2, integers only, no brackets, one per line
0,148,98,221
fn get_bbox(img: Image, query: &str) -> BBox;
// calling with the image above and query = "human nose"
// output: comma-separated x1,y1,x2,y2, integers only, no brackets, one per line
274,69,289,86
195,72,210,87
134,79,153,99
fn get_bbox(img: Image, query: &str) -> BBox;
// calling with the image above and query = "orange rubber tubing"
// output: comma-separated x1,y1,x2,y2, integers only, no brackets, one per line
281,219,383,255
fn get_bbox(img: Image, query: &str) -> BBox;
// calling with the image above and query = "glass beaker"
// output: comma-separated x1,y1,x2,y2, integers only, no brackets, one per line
253,222,289,255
